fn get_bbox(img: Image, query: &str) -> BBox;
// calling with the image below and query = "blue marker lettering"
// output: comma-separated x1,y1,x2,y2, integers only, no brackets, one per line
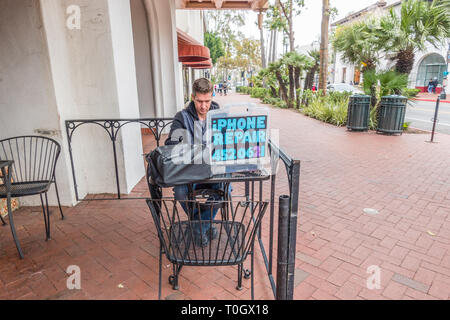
247,117,256,129
227,118,237,130
237,118,246,130
257,116,266,129
218,119,227,131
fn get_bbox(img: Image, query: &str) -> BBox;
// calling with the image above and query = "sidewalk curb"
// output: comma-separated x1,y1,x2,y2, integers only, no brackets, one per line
413,98,450,104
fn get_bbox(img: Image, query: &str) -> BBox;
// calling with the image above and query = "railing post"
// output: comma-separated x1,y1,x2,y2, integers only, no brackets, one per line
276,194,290,300
287,161,301,299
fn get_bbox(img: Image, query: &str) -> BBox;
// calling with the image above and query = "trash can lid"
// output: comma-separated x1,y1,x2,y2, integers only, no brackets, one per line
381,94,407,99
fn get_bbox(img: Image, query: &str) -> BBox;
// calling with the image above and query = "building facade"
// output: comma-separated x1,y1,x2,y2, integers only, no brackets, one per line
0,0,205,206
0,0,267,207
331,0,449,92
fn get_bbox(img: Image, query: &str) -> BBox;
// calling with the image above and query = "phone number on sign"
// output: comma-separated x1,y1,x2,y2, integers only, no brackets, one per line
212,146,266,161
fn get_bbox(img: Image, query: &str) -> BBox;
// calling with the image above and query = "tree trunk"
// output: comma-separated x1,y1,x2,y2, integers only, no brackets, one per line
289,0,294,53
272,30,278,62
288,65,295,108
395,47,415,75
268,30,273,63
259,15,267,69
270,85,277,97
319,0,330,93
304,64,318,90
294,66,301,108
276,70,289,102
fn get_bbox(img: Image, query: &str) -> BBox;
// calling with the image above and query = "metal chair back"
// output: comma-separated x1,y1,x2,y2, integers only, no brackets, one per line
0,136,61,187
146,199,268,266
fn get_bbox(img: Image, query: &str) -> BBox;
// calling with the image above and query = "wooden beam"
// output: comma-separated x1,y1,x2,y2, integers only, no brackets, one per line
181,0,269,10
176,0,188,9
213,0,224,9
251,0,269,11
185,1,251,9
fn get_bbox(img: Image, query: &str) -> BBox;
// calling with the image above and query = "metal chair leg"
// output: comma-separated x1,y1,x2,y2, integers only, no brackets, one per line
236,263,243,291
0,213,6,226
43,193,51,240
53,180,64,220
169,264,180,290
251,243,255,300
40,194,49,241
7,192,24,259
158,241,163,300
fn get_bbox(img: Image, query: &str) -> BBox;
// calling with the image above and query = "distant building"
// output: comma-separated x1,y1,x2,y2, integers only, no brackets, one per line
331,0,449,93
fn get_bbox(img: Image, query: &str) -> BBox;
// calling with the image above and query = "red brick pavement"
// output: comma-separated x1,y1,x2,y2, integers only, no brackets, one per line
1,92,450,300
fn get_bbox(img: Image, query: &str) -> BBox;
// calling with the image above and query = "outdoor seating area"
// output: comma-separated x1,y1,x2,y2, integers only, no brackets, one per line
0,93,450,300
2,0,450,305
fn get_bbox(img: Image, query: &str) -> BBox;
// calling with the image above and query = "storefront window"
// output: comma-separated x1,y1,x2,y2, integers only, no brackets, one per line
416,53,446,87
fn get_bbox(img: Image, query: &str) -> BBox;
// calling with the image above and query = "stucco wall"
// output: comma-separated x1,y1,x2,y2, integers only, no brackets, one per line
130,0,156,118
0,0,74,205
1,0,145,205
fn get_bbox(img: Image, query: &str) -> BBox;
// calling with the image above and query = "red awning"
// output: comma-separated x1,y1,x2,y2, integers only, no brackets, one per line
183,59,212,69
177,28,210,63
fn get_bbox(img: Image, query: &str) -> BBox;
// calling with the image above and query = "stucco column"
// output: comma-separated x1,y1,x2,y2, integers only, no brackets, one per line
144,0,184,117
40,0,144,203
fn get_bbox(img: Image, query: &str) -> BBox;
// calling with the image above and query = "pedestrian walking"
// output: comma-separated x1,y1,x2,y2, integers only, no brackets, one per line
222,81,228,96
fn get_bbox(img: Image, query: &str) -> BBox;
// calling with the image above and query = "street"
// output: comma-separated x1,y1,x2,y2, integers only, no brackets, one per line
405,99,450,135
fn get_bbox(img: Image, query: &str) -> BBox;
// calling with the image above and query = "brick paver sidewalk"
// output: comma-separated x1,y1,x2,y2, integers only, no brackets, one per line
0,92,449,300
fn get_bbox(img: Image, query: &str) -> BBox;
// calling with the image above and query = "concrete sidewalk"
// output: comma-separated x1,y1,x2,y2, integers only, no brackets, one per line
0,92,449,300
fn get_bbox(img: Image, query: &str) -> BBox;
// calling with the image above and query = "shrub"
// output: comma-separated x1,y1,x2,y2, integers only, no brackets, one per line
403,121,411,131
260,96,287,109
250,87,269,99
301,92,350,127
402,88,421,99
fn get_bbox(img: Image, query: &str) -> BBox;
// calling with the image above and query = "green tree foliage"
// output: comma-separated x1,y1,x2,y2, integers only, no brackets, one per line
332,18,384,72
378,0,450,75
362,70,409,107
205,11,246,52
204,32,225,65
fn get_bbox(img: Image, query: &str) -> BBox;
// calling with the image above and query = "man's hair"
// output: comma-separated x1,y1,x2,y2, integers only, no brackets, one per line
192,78,213,97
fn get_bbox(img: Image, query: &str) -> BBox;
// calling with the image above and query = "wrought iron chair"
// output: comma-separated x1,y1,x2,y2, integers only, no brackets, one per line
0,136,64,258
146,198,268,300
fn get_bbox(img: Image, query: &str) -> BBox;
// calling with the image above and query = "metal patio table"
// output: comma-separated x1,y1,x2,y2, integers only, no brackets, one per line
187,168,271,217
0,160,24,258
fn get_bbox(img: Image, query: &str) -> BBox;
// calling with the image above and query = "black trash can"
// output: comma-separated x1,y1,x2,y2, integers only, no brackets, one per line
377,95,408,135
347,95,371,131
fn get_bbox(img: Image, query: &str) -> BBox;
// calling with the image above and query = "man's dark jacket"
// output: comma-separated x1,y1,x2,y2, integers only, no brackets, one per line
165,100,220,146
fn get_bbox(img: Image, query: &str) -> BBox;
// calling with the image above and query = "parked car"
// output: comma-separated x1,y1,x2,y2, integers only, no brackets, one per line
327,83,363,94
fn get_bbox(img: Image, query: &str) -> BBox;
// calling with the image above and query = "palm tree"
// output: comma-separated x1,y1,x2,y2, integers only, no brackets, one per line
332,19,384,73
283,52,313,107
332,19,384,107
378,0,450,75
304,50,320,91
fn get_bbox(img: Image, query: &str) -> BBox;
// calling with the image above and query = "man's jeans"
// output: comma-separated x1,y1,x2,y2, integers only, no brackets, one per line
173,183,231,235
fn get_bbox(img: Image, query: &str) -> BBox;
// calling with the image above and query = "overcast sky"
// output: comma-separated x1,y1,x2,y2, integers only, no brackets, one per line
240,0,397,47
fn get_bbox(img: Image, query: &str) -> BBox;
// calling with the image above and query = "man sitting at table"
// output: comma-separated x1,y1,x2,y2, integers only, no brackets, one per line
165,78,230,247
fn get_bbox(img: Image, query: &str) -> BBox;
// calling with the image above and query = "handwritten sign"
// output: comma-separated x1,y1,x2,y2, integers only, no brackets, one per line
210,115,268,163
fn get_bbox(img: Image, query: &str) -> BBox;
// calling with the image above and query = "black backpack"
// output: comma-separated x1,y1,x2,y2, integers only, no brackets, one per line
146,144,213,188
